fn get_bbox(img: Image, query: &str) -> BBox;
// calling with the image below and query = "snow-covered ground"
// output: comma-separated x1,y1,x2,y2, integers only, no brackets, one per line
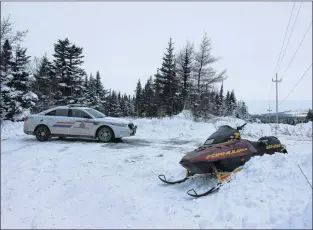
1,114,312,229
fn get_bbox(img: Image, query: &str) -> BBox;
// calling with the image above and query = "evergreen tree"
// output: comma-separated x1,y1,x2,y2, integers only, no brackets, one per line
107,90,122,117
236,100,249,119
32,55,57,111
8,45,38,120
156,37,180,115
127,94,136,117
85,73,99,108
153,69,164,116
214,93,220,116
0,39,15,119
176,41,194,109
306,109,313,122
229,90,237,116
135,79,143,116
216,84,224,116
95,71,104,96
52,38,85,104
224,90,231,116
0,40,14,84
119,94,127,117
142,76,156,117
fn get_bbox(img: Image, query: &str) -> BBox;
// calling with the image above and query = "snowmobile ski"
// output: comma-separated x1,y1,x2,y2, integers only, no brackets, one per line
158,169,191,184
158,174,190,184
186,183,221,197
186,166,238,198
186,179,233,198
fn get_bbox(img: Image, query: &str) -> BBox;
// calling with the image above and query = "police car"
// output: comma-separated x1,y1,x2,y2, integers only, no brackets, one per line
23,104,137,142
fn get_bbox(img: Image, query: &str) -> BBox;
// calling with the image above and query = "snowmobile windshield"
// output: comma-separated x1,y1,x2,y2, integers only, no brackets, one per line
204,138,215,145
205,125,237,145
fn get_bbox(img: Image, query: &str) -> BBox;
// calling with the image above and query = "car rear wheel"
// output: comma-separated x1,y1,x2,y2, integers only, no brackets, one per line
35,125,51,142
97,126,114,143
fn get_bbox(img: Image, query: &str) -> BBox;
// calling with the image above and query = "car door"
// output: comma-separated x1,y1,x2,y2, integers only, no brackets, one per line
49,108,71,135
68,109,94,137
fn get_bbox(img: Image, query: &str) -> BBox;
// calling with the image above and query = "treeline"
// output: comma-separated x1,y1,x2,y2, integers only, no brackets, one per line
134,37,249,119
0,16,249,121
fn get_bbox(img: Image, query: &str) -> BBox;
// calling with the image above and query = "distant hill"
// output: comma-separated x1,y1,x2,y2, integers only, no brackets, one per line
253,109,310,118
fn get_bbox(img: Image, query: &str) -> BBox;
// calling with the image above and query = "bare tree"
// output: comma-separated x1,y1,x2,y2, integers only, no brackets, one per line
0,14,28,48
193,33,227,95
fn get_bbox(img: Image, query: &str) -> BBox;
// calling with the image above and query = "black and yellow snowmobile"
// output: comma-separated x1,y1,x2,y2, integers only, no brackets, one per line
158,123,288,198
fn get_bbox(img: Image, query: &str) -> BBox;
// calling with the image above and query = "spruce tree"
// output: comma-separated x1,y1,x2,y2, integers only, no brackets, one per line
143,76,156,117
0,40,14,84
176,42,194,109
157,37,180,115
214,93,220,116
32,55,57,111
236,100,249,119
306,109,313,122
95,71,104,96
119,94,127,117
108,90,122,117
135,79,143,117
229,90,237,116
225,90,231,116
52,38,85,104
9,45,38,120
153,69,163,115
218,84,225,116
127,94,136,117
0,39,15,119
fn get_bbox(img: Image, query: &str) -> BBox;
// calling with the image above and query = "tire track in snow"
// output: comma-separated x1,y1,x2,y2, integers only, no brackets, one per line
1,143,39,155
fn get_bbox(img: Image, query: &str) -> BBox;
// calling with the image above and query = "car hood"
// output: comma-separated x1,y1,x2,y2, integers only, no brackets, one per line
94,117,132,125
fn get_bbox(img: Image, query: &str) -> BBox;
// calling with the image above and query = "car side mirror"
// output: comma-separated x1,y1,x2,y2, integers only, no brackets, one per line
83,115,92,119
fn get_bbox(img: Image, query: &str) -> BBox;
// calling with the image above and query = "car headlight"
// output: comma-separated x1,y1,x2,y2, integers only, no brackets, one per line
113,123,128,127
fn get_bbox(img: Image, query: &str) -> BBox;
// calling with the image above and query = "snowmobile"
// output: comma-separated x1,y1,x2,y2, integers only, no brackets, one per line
158,123,288,198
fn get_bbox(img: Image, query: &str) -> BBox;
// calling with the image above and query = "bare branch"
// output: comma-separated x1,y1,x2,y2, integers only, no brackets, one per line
0,14,28,48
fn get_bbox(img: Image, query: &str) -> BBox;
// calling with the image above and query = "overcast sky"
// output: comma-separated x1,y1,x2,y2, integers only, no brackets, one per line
2,1,312,114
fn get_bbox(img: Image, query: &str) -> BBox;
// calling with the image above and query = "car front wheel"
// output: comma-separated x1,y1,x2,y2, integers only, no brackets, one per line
35,125,51,142
97,126,114,143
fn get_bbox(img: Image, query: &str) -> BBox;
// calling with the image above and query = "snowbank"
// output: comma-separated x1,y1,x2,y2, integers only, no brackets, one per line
1,120,24,140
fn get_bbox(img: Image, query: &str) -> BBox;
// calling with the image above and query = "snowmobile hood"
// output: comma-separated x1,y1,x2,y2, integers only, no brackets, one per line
180,139,257,164
204,125,239,145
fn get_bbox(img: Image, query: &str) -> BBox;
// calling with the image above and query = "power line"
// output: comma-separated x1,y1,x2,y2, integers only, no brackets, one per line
279,63,312,106
273,1,296,75
277,1,303,73
281,20,312,79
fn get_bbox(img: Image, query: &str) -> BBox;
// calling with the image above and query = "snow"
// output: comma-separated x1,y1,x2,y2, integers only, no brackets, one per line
58,83,67,87
1,115,312,229
24,91,39,100
1,84,11,92
12,109,31,121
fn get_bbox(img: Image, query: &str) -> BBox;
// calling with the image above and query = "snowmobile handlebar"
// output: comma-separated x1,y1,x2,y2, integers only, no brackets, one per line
236,123,247,131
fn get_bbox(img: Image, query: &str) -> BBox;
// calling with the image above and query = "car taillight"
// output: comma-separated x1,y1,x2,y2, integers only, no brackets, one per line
25,116,29,121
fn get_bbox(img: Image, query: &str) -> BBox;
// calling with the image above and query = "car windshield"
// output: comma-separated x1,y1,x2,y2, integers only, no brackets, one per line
85,108,106,118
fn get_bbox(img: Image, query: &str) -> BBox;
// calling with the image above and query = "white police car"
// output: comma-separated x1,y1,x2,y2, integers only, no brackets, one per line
23,104,137,142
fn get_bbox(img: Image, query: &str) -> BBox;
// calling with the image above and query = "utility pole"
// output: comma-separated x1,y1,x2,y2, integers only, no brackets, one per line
272,73,282,124
267,106,272,123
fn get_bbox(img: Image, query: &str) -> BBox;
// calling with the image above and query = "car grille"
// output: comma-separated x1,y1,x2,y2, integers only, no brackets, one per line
128,123,134,130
